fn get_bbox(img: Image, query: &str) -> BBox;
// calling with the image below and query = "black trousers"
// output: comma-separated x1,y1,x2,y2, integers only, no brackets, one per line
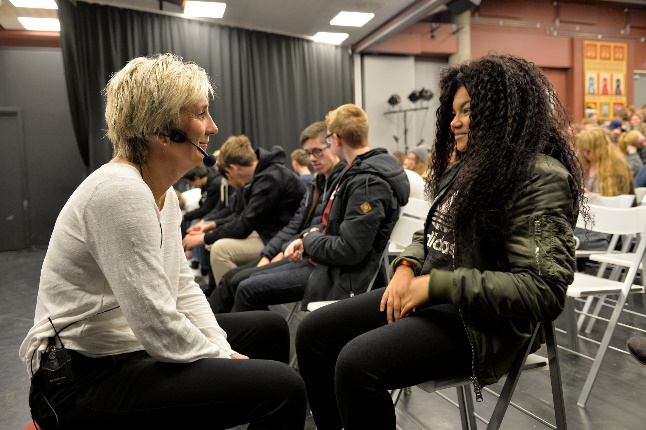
30,311,306,430
295,288,472,430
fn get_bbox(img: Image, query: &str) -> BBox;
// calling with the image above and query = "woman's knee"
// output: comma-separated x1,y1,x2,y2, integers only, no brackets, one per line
335,336,379,389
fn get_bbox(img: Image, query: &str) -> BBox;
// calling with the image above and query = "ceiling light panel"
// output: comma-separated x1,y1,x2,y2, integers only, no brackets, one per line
17,17,60,31
312,32,349,45
184,1,227,18
9,0,58,8
330,11,374,27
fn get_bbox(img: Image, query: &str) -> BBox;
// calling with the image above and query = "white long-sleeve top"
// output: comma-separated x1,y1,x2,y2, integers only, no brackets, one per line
20,163,235,377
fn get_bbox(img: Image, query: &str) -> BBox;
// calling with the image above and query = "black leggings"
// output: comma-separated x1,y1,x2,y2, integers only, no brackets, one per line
295,287,472,430
30,311,306,430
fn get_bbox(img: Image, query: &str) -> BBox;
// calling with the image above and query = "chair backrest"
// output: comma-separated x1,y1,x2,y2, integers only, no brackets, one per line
586,193,635,208
635,187,646,205
577,204,646,235
389,198,429,249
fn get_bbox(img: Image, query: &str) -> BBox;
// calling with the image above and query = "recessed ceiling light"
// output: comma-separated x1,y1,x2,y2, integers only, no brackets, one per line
312,32,349,45
17,17,60,31
9,0,58,8
330,11,374,27
184,1,226,18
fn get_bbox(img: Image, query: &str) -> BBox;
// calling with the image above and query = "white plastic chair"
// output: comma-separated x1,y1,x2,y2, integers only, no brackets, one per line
634,187,646,205
564,204,646,407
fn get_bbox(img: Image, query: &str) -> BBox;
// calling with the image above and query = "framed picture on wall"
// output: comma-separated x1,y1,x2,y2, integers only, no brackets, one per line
612,73,624,96
614,102,625,116
599,73,611,95
600,102,611,118
585,72,597,95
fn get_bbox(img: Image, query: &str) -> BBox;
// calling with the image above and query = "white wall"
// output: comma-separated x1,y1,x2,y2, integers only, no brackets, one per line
635,72,646,107
362,55,446,156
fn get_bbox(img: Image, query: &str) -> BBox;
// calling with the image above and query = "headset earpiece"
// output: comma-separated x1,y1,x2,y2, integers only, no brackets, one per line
168,130,187,143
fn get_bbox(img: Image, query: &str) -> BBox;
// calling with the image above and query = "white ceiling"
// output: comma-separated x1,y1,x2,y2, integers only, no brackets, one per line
0,0,425,46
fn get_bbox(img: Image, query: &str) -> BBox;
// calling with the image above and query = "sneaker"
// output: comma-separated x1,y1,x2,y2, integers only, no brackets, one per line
627,337,646,365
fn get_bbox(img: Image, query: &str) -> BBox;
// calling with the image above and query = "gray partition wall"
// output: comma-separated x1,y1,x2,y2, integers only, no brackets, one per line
0,47,85,250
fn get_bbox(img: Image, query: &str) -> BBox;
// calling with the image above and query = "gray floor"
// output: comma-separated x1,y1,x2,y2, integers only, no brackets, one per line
2,249,646,430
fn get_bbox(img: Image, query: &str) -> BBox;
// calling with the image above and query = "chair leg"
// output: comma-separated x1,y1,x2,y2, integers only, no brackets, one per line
545,320,568,429
577,296,595,331
584,294,606,334
286,301,300,326
486,323,540,429
564,298,580,351
577,289,631,407
456,384,477,430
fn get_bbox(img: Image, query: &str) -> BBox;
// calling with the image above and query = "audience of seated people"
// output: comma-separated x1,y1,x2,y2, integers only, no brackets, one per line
182,135,306,286
232,104,410,313
574,127,634,252
208,121,346,313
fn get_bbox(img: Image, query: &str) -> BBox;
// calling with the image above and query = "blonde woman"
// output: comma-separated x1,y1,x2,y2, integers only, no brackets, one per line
20,54,306,429
577,128,634,196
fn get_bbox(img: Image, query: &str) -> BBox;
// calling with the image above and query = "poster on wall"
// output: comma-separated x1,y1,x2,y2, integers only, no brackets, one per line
583,40,627,121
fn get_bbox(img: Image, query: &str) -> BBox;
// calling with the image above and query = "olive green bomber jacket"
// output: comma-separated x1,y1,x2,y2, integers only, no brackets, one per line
390,154,577,396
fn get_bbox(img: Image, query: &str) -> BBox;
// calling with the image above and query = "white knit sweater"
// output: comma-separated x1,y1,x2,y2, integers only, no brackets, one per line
20,163,234,377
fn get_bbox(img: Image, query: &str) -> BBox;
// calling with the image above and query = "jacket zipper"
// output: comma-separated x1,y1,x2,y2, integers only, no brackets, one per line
534,219,542,276
458,308,483,401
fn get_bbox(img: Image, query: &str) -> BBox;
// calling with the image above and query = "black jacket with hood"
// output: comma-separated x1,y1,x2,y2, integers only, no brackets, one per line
301,148,410,308
204,146,306,245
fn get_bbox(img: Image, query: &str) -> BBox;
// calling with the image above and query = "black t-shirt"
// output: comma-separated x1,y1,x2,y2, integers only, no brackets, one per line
421,190,455,275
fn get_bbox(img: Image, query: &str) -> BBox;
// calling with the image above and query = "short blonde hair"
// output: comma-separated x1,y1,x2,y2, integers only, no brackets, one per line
217,135,256,169
325,104,368,148
291,148,309,166
104,53,214,164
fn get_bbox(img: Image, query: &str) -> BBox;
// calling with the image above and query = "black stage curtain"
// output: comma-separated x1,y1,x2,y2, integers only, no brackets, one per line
58,0,353,170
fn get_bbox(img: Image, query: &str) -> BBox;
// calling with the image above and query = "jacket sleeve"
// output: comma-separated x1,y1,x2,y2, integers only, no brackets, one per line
303,175,391,265
388,229,426,278
260,188,310,259
429,158,576,321
204,174,284,245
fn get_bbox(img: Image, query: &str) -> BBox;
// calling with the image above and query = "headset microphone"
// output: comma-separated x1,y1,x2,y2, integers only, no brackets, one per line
164,130,216,167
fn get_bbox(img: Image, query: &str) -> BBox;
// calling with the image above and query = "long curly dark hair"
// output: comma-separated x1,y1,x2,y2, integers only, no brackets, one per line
428,54,587,265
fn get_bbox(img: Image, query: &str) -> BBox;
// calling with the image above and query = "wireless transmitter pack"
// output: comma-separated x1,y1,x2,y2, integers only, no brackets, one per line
40,336,74,390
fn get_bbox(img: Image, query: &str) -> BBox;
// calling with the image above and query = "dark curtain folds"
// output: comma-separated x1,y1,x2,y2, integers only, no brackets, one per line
58,0,353,171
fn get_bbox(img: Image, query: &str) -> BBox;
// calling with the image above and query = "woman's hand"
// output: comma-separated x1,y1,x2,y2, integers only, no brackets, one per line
380,265,429,323
230,353,249,360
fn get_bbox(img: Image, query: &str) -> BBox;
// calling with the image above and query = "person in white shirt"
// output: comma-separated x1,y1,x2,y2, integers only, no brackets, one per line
20,53,306,430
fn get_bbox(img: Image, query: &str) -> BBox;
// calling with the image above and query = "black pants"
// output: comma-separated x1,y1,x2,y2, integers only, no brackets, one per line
295,288,472,430
30,311,306,430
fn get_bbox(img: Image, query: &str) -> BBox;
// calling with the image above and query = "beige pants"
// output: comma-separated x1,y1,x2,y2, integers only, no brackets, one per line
209,231,264,284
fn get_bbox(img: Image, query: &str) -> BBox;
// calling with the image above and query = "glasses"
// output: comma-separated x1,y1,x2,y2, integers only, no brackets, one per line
302,143,331,159
325,132,335,145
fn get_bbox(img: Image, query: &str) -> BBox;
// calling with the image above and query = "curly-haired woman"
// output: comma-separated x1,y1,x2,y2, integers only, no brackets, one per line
295,54,586,430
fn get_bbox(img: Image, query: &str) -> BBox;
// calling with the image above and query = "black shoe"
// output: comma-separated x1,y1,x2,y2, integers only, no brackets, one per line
627,337,646,365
